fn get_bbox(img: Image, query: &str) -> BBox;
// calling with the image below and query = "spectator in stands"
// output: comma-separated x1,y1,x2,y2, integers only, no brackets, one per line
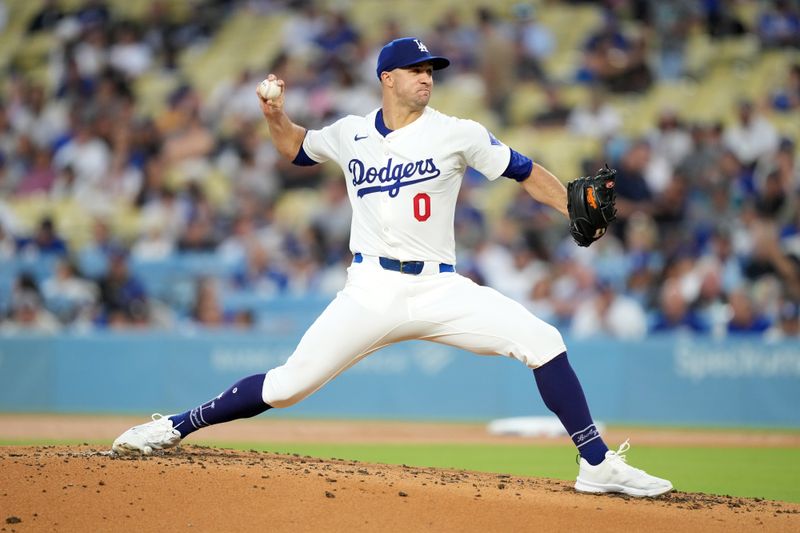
578,12,653,92
162,109,215,170
131,216,174,261
1,289,61,334
15,217,68,258
754,138,800,212
531,84,572,129
52,114,112,203
698,228,744,293
42,258,98,323
76,217,120,278
770,63,800,111
428,9,479,75
743,221,800,300
567,85,621,140
765,300,800,339
622,212,662,305
177,216,218,252
648,108,693,170
210,69,264,126
16,146,57,196
650,279,709,333
648,0,698,80
755,169,794,221
57,55,96,104
607,32,654,93
653,172,690,234
140,186,188,242
577,11,630,84
547,255,598,328
613,140,656,230
513,3,555,82
329,61,382,118
476,7,516,126
95,248,150,328
217,214,257,268
757,0,800,49
726,288,772,334
27,0,65,34
524,274,558,326
209,69,262,126
9,82,68,149
571,279,648,340
232,242,288,296
723,100,779,169
76,0,111,29
108,21,153,79
281,0,324,56
191,277,225,327
73,24,109,79
702,0,747,39
688,264,729,336
677,122,725,191
314,10,359,56
310,177,352,264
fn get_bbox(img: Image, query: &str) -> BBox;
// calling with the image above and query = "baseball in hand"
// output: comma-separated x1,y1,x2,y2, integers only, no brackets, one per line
258,79,282,100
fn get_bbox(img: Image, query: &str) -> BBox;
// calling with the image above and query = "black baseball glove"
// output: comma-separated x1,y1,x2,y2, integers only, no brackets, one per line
566,165,617,247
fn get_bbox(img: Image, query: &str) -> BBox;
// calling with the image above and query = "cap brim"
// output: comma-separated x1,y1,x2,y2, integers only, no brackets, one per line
398,56,450,71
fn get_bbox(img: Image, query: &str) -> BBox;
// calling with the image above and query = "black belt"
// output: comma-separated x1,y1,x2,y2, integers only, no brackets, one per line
353,253,455,275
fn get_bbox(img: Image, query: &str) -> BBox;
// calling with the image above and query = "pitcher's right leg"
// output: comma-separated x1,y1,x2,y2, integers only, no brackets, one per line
262,266,410,408
113,264,407,455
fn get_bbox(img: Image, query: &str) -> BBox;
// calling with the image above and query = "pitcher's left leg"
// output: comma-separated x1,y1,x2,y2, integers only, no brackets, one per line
411,274,672,496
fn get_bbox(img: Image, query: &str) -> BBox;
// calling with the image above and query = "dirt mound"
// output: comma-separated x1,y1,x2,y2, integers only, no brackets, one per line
2,446,798,532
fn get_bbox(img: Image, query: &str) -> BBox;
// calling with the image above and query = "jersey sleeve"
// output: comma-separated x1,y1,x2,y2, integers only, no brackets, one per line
461,120,512,181
301,119,345,164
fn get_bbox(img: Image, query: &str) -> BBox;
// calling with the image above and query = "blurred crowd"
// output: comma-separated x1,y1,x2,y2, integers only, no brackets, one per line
0,0,799,340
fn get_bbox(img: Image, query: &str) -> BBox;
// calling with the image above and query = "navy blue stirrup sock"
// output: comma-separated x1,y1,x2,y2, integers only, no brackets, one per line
169,374,272,438
533,352,609,465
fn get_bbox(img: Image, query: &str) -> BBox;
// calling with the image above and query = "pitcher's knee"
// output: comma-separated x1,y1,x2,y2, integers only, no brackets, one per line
519,323,567,368
261,367,315,408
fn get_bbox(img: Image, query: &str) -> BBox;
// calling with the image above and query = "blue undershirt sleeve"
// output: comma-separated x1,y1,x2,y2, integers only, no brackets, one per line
502,148,533,182
291,144,318,166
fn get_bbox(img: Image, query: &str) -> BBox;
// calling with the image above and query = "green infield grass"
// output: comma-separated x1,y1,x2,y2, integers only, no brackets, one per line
3,439,798,503
213,441,800,503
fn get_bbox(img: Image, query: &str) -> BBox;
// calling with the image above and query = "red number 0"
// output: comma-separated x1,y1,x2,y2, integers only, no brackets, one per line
413,193,431,222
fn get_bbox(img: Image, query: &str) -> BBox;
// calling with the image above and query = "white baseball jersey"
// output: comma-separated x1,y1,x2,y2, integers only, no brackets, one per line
301,107,512,264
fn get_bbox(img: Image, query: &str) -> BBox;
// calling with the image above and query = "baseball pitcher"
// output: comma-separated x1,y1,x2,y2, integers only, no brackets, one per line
113,38,671,497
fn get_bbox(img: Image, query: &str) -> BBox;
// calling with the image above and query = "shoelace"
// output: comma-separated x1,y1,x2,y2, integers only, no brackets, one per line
607,439,650,476
610,439,631,462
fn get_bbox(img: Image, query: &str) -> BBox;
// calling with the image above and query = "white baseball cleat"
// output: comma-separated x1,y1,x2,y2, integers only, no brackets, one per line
574,440,673,497
112,413,182,456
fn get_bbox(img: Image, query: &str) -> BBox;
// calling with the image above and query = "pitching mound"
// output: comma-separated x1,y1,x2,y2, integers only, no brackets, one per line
2,446,798,532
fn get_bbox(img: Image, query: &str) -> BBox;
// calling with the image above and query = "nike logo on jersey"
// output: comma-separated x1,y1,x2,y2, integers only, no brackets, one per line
348,157,441,198
354,134,368,141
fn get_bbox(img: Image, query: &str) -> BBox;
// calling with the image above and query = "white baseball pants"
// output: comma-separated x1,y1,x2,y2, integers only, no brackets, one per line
262,257,566,407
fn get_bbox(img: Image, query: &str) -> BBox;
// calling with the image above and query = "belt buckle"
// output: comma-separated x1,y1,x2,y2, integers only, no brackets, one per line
399,260,410,274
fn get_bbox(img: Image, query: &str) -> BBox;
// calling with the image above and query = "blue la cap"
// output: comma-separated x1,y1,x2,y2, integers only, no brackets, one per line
376,37,450,80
